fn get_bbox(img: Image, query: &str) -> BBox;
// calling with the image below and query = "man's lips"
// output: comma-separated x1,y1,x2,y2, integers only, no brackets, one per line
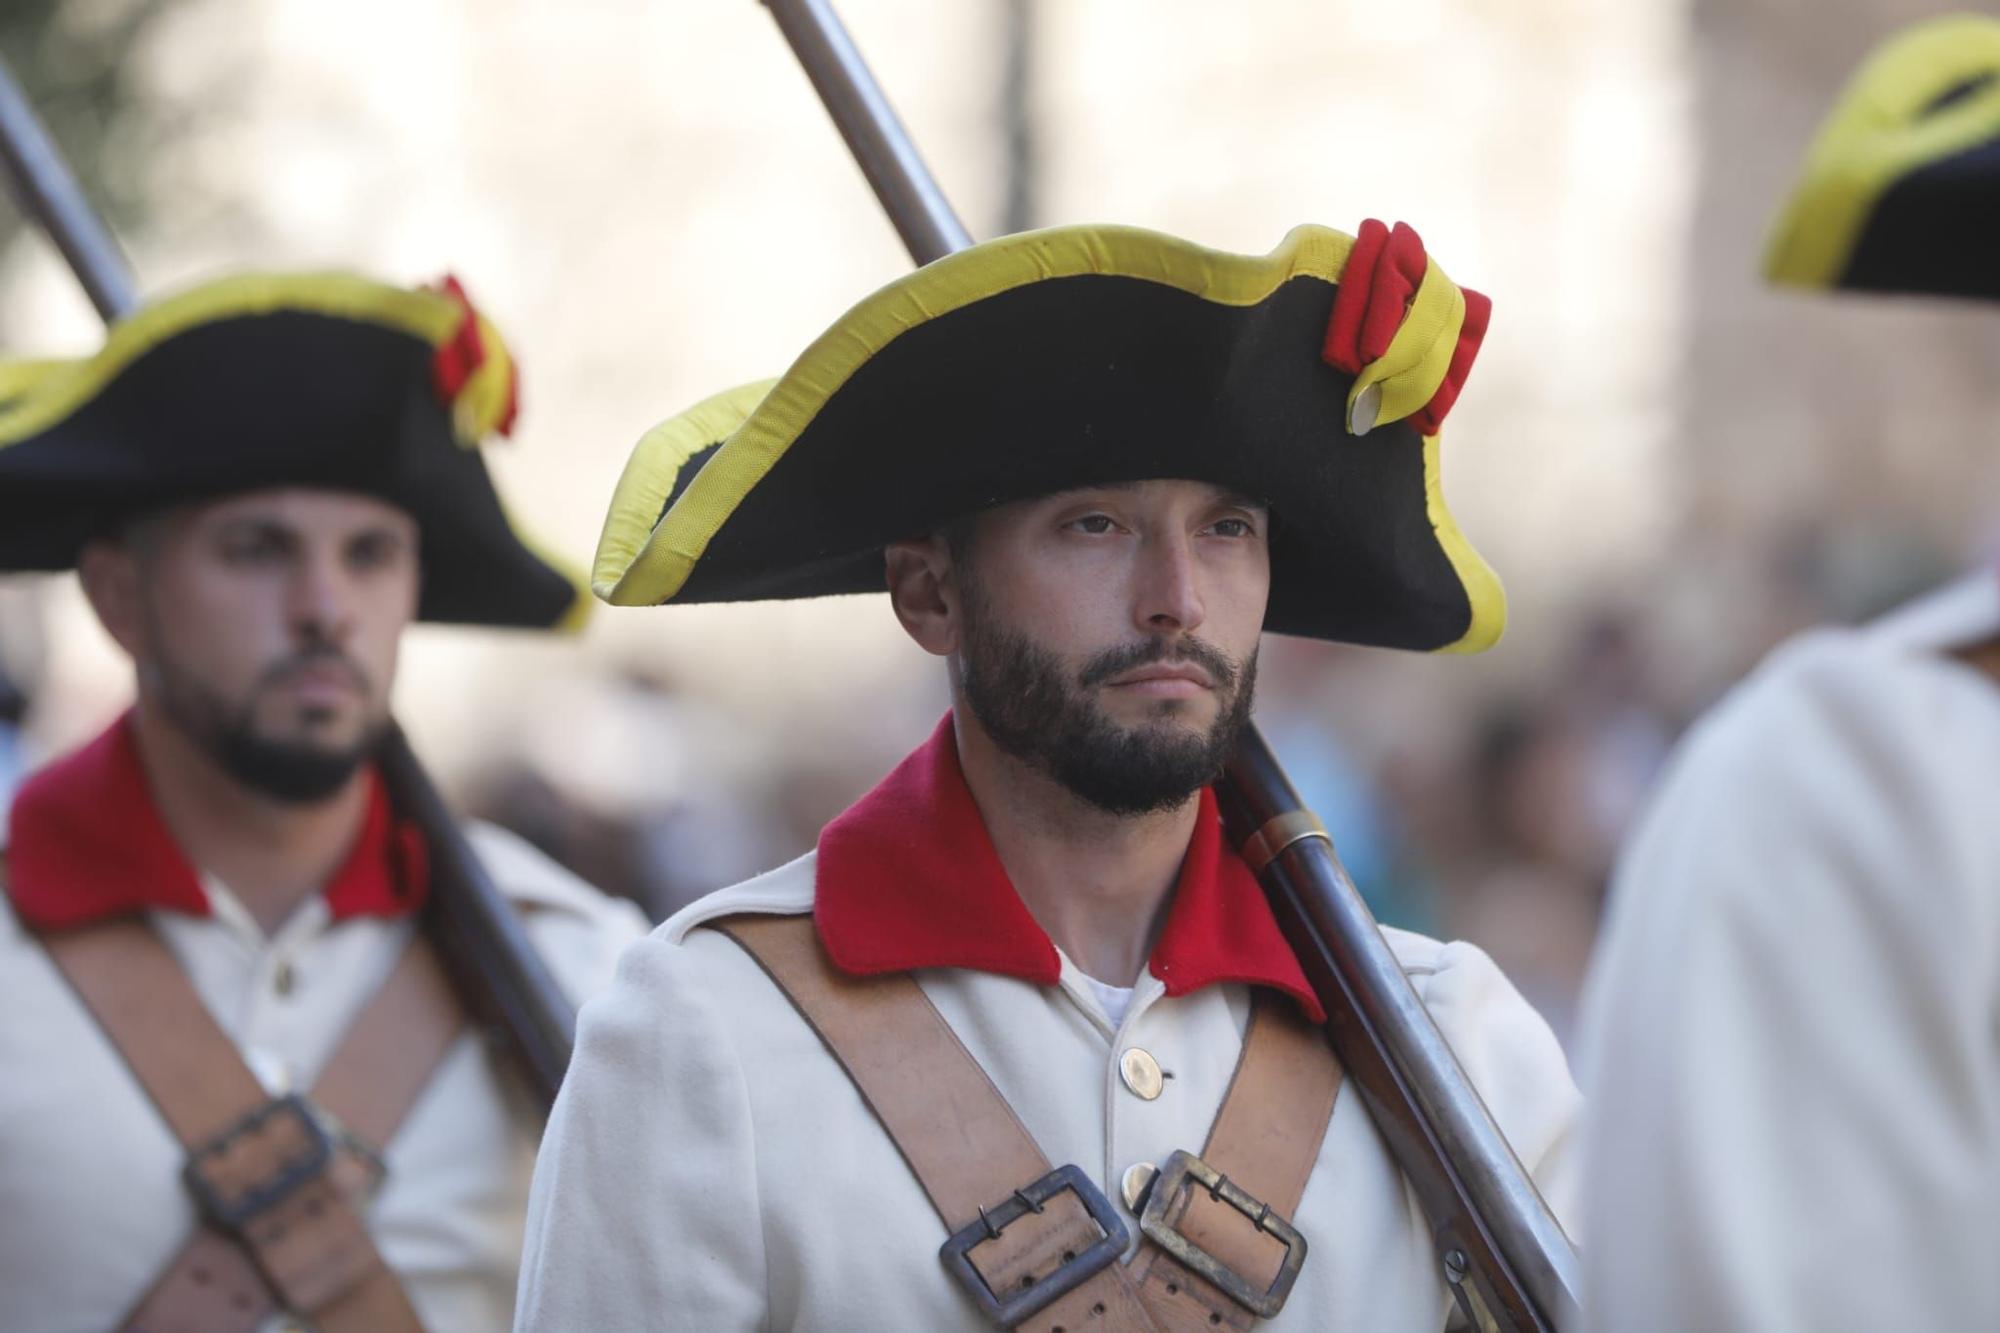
1104,663,1216,697
273,662,367,706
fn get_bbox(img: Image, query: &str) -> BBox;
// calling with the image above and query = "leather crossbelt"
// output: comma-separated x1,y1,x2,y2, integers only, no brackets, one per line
38,916,467,1333
713,914,1344,1332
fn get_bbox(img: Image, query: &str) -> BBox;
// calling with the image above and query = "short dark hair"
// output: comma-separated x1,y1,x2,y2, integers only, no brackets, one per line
940,513,979,569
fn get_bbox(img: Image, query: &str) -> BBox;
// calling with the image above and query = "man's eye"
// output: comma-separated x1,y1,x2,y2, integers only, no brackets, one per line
1210,517,1257,538
349,538,402,570
1070,514,1118,535
223,537,284,564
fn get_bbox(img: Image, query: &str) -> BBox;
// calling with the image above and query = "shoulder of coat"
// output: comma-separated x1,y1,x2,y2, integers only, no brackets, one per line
660,850,816,945
1724,589,2000,751
1376,923,1450,979
459,817,640,925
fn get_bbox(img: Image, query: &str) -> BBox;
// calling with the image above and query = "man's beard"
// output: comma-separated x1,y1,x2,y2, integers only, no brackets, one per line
150,649,386,805
958,593,1258,817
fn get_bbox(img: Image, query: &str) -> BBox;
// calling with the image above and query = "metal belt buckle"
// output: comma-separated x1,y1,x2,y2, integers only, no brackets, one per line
1138,1148,1308,1318
315,1105,391,1201
939,1163,1131,1329
180,1092,336,1234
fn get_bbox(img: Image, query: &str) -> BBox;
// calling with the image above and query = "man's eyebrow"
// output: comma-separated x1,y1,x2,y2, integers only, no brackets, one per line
214,516,297,538
1051,481,1142,498
1048,483,1268,507
1216,490,1269,512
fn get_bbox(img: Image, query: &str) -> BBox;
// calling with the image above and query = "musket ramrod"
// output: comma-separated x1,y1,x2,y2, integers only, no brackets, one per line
755,2,1583,1327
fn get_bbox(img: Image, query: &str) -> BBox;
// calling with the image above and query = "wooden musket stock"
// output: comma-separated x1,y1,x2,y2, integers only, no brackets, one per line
0,53,575,1111
377,728,576,1106
755,2,1582,1326
1217,731,1578,1330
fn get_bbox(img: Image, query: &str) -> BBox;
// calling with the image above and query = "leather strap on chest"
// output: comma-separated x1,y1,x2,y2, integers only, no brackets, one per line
37,916,465,1333
713,914,1343,1332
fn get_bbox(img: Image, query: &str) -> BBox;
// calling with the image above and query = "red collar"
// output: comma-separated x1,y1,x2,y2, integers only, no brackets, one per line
4,714,429,932
814,714,1324,1021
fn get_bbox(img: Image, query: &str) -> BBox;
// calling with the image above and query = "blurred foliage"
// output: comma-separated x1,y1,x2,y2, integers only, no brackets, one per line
0,0,187,256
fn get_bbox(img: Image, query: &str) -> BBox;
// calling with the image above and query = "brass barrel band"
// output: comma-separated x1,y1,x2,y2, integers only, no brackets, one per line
1239,811,1331,876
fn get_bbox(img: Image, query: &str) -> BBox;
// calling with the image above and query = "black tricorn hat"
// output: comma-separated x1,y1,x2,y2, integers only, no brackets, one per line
0,271,584,630
595,222,1503,653
1766,15,2000,301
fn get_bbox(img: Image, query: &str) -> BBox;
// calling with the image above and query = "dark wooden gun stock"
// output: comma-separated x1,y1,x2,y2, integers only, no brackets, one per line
377,728,576,1108
1217,730,1576,1330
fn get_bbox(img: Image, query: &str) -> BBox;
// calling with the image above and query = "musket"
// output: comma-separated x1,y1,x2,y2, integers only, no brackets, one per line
756,3,1582,1327
0,53,576,1110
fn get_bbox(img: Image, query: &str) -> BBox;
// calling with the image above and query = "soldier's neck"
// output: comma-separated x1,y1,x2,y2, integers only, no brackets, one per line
129,705,371,937
952,713,1195,990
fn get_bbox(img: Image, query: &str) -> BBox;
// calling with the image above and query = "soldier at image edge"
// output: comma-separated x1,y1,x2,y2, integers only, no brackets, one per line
1578,16,2000,1332
0,272,649,1331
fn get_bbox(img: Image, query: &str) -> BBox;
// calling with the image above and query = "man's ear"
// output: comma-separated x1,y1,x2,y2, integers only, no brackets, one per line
77,539,148,657
883,534,960,657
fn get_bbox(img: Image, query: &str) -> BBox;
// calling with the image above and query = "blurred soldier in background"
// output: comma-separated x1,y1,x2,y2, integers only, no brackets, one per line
1578,16,2000,1331
519,219,1579,1331
0,274,645,1331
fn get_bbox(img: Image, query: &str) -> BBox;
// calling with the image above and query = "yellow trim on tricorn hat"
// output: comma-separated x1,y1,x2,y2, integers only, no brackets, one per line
1766,14,2000,300
0,270,585,631
595,222,1502,653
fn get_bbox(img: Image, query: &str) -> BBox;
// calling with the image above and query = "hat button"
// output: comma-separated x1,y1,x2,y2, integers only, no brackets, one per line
1348,381,1383,436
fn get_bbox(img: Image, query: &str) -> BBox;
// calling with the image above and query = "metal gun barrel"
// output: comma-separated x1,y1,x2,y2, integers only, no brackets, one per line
0,53,138,320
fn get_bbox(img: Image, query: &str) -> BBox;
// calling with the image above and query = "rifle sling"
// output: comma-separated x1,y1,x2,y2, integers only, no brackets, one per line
38,915,464,1333
713,913,1342,1333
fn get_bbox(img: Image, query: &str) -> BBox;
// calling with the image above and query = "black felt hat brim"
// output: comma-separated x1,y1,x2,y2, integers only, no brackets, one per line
0,294,581,630
1766,16,2000,302
596,224,1503,654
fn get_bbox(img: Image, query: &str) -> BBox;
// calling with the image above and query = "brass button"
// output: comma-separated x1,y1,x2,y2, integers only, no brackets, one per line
1121,1161,1158,1212
1119,1047,1164,1100
273,961,297,997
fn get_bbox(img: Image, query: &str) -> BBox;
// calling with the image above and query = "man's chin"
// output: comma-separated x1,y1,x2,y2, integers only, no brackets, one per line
1100,698,1219,735
220,724,385,804
254,707,378,752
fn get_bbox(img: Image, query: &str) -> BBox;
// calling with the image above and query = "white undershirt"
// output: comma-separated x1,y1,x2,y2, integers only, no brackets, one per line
1081,974,1136,1029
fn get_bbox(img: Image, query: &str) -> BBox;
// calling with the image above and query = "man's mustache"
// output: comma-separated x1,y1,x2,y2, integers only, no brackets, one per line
254,647,373,698
1078,635,1241,692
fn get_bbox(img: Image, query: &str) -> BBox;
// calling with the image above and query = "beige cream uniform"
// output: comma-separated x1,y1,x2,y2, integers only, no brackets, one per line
518,720,1580,1331
1579,571,2000,1331
0,819,647,1332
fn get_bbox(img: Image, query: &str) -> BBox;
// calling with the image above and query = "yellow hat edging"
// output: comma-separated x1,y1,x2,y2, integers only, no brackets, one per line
1766,14,2000,289
593,222,1502,653
0,272,471,451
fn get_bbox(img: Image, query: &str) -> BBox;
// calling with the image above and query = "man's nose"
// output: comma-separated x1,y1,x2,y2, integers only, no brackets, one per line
1134,530,1206,636
288,552,355,641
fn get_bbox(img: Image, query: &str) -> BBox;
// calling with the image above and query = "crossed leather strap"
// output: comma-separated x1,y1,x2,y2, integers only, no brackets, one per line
715,914,1345,1332
38,916,466,1333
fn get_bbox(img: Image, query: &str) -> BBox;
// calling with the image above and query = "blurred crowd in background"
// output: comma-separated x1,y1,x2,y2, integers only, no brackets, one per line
3,0,1995,1060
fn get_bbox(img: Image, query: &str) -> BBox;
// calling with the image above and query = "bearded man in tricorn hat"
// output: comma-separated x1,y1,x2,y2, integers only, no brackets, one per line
519,219,1580,1331
0,273,645,1331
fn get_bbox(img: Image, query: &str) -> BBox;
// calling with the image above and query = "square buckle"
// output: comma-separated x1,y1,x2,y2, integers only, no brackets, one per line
939,1163,1131,1328
181,1092,335,1234
1138,1149,1308,1318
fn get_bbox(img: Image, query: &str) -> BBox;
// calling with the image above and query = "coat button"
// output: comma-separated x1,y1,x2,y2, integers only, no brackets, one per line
1121,1161,1159,1212
1119,1047,1164,1100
